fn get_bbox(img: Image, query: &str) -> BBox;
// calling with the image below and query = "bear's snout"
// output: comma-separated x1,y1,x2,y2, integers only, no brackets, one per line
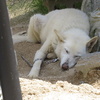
62,63,69,70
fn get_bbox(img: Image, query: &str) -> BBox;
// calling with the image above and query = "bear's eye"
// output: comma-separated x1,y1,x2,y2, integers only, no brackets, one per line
65,49,69,54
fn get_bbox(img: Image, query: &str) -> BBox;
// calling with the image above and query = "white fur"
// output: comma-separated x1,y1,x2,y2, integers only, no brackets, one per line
13,8,98,78
12,31,27,44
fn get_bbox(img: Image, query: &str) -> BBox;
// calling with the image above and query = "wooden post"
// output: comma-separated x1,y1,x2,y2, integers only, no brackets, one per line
0,0,22,100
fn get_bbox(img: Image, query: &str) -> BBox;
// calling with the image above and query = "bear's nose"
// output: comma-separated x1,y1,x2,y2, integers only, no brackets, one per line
62,63,69,70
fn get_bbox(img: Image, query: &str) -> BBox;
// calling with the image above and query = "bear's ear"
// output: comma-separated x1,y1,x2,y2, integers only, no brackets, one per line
86,36,98,52
54,29,65,42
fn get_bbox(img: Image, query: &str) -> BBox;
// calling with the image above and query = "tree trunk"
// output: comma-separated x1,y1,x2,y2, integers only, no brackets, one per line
81,0,100,52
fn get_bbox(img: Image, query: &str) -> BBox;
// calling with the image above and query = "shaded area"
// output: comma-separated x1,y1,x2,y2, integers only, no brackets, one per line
10,11,33,26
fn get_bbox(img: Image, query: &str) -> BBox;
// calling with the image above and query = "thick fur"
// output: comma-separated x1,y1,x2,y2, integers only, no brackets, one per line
13,8,98,78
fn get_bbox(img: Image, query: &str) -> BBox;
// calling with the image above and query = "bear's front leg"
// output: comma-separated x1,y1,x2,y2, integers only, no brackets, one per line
28,50,46,78
28,40,51,78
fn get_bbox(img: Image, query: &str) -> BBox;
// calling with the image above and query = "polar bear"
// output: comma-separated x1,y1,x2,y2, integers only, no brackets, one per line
13,8,98,78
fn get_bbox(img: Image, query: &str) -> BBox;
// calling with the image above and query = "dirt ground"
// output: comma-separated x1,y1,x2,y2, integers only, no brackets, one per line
13,25,100,100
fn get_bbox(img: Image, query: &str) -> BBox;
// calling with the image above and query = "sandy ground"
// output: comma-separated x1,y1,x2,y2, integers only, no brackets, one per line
13,25,100,100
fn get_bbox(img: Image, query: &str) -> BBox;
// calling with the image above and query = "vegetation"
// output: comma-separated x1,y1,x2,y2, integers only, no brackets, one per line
7,0,82,26
7,0,32,26
29,0,48,14
7,0,82,17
